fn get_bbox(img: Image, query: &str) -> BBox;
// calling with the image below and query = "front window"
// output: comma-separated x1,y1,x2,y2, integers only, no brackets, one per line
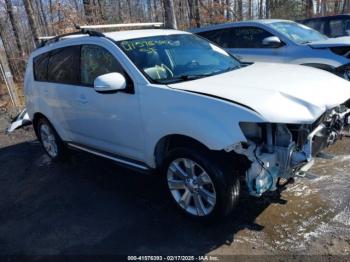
117,34,241,84
269,21,327,44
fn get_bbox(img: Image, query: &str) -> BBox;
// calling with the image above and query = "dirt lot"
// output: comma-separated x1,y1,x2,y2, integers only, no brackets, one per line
0,113,350,260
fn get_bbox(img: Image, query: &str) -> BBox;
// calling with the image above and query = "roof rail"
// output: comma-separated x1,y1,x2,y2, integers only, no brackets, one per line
75,22,164,30
37,29,104,47
37,22,164,48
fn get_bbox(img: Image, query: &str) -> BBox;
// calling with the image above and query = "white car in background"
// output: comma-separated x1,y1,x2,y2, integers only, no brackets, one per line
20,26,350,221
191,20,350,80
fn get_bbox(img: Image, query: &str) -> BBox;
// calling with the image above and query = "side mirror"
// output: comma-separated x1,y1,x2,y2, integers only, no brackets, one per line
262,36,283,48
94,72,126,93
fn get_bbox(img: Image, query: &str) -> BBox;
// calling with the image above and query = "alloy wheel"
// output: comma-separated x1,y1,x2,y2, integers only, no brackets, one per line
39,123,58,158
167,158,217,216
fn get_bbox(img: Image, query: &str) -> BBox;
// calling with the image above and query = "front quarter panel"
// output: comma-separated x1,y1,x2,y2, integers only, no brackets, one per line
140,85,264,167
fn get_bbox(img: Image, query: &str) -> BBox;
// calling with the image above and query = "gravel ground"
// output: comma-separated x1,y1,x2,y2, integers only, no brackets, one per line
0,113,349,260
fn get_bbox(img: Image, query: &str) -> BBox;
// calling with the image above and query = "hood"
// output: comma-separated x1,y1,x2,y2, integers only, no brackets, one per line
308,36,350,48
169,63,350,124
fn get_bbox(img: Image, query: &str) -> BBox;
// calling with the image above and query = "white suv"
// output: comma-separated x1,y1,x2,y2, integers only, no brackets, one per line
24,28,350,221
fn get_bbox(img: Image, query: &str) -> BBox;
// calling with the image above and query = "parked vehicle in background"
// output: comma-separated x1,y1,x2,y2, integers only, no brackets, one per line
191,19,350,80
299,15,350,38
22,25,350,221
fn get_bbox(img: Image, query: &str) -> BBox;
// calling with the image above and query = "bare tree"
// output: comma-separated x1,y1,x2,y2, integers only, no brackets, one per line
343,0,350,13
4,0,24,56
305,0,313,17
248,0,252,19
259,0,264,18
163,0,177,29
23,0,40,47
237,0,243,20
188,0,201,27
266,0,270,18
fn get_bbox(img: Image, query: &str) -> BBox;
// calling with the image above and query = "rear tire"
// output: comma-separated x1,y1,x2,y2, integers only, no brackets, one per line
161,147,240,222
35,117,67,161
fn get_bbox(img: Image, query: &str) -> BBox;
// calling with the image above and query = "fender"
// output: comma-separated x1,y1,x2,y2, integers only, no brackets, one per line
139,86,264,167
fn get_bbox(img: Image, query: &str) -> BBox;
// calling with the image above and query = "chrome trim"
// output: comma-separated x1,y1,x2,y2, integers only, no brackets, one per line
67,143,149,170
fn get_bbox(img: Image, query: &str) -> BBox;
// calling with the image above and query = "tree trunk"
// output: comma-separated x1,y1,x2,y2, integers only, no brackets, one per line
225,0,231,20
39,0,49,35
237,0,243,20
343,0,350,13
4,0,24,56
193,0,200,27
259,0,264,18
265,0,270,18
187,0,194,26
248,0,252,19
83,0,94,23
23,0,40,47
163,0,177,29
305,0,313,18
97,0,106,21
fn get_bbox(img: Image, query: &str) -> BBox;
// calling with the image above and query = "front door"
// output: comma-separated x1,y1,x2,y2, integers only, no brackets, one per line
68,44,145,161
225,26,288,63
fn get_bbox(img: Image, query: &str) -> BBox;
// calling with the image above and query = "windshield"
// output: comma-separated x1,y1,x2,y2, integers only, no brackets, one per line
117,34,241,84
269,21,328,44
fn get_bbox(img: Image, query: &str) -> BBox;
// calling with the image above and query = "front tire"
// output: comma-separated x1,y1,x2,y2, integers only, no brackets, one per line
36,118,67,161
162,147,240,221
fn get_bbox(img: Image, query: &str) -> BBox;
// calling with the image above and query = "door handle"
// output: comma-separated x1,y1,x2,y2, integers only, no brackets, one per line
77,94,88,104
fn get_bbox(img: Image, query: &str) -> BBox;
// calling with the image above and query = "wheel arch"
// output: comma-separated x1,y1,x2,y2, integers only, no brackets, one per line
154,134,211,168
153,134,250,173
32,112,49,137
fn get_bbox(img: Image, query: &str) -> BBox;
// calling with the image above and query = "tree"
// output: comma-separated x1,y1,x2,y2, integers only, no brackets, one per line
237,0,243,20
23,0,40,47
305,0,313,17
83,0,94,23
266,0,270,18
259,0,264,18
163,0,177,29
188,0,201,27
4,0,23,56
343,0,350,13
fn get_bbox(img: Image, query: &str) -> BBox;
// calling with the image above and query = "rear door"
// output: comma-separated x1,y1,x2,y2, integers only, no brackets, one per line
199,26,288,63
45,45,81,140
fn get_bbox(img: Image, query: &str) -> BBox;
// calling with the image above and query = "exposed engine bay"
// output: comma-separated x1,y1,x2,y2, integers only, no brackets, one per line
232,104,350,197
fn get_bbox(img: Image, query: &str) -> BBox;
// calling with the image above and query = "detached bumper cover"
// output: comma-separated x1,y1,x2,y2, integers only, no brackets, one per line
6,108,31,133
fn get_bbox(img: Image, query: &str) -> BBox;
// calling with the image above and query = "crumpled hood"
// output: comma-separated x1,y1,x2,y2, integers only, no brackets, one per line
169,63,350,124
308,36,350,48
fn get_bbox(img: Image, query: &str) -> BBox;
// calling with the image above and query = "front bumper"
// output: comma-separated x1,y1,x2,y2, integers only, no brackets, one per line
235,106,350,197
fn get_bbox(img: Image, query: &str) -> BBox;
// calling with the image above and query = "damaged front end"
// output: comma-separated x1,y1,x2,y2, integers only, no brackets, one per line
231,104,350,197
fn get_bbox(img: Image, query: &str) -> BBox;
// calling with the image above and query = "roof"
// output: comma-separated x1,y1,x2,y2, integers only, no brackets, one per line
300,14,350,22
189,19,294,33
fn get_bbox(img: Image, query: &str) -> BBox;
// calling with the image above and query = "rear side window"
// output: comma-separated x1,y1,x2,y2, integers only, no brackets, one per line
81,45,124,86
329,18,350,37
229,27,273,48
33,52,49,81
199,26,273,48
304,19,325,34
198,29,231,48
47,46,80,84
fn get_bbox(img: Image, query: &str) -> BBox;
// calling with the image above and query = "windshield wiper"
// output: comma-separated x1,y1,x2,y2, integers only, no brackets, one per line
179,66,240,80
300,40,312,44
